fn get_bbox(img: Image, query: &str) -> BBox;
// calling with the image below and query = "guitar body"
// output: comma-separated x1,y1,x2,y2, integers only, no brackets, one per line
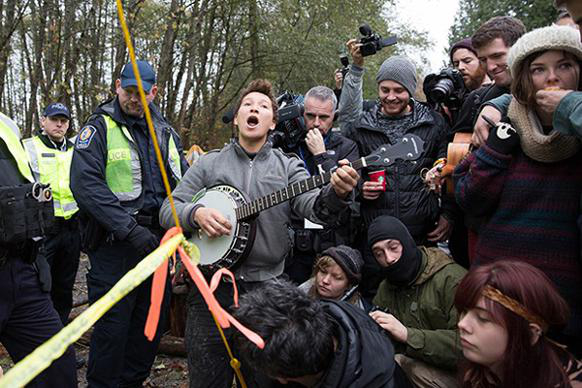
441,132,472,193
187,185,256,273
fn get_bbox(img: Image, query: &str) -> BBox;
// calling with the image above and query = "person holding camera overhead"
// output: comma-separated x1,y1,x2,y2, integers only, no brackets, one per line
338,37,452,298
283,86,360,284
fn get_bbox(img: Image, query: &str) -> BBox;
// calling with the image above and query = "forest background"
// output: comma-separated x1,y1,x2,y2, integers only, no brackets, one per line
0,0,556,149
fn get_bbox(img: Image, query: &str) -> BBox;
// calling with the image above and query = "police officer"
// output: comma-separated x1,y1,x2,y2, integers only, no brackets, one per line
70,60,189,387
0,112,77,387
283,85,359,284
23,103,80,325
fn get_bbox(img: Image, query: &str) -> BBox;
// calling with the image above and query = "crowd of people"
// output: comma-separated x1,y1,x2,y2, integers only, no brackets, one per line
1,0,582,387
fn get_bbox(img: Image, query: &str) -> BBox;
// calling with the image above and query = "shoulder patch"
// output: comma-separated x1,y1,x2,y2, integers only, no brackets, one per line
76,125,97,149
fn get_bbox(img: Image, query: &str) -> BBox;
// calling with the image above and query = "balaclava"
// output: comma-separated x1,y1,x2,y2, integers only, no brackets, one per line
368,216,423,287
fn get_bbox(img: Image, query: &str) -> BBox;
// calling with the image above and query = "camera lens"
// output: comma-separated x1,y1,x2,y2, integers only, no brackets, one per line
429,78,454,103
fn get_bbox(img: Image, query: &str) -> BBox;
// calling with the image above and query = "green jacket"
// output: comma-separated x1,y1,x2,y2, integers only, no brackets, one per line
372,247,467,370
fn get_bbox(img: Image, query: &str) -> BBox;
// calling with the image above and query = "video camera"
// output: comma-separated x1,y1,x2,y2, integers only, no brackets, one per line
339,53,350,80
423,68,466,109
358,24,397,57
271,91,306,149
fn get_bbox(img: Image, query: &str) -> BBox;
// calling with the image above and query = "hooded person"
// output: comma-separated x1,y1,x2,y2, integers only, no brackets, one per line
367,215,467,388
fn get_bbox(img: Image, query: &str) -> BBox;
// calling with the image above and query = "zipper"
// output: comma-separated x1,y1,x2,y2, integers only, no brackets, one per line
394,163,400,218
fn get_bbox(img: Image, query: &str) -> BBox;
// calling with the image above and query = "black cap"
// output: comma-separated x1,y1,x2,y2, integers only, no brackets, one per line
43,103,71,119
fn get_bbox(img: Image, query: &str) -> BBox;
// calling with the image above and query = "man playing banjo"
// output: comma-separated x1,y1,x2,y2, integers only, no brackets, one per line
159,79,359,388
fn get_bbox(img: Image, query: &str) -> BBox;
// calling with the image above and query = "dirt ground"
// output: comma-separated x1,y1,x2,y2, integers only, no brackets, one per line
0,254,190,387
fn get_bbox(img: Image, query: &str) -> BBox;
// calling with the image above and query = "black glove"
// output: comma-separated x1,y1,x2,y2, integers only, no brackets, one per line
486,121,520,154
126,225,159,257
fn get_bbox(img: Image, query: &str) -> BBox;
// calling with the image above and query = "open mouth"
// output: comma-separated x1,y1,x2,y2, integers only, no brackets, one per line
247,115,259,127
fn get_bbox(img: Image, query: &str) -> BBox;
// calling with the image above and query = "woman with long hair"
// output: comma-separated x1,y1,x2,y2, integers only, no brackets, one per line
454,25,582,355
455,261,582,387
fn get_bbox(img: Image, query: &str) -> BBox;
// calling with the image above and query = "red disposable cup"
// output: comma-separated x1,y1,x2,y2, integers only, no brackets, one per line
369,170,386,191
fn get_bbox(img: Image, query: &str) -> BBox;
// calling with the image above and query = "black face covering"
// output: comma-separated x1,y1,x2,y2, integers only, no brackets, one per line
368,216,423,287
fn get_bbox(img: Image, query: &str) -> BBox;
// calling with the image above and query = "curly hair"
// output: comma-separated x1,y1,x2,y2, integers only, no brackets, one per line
232,279,334,379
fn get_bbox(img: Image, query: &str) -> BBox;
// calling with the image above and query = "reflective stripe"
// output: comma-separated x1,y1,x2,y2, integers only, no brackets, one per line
22,138,42,181
0,113,34,182
22,136,78,219
53,199,79,213
167,135,182,181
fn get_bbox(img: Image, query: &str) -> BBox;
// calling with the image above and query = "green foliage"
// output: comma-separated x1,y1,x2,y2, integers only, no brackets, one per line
449,0,558,46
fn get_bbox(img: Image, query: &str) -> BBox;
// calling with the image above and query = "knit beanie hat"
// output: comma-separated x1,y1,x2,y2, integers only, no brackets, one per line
508,25,582,78
375,56,418,97
449,37,478,63
320,245,364,284
368,216,423,287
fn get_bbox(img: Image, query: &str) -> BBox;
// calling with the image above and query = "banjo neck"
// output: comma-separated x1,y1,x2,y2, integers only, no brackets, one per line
235,157,370,221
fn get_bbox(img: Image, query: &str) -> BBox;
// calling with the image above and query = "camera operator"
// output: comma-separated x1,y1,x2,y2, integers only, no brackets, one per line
339,38,453,298
283,86,359,284
450,38,491,93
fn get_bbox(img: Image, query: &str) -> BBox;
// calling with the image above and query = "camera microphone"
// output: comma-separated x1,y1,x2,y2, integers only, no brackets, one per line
222,109,235,124
359,23,373,36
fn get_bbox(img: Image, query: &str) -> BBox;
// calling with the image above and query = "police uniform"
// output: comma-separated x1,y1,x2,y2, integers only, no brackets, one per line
0,112,77,387
23,105,80,325
70,94,188,387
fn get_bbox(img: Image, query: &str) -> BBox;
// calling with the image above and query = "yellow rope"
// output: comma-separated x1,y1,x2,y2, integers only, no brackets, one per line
114,0,180,230
114,3,248,386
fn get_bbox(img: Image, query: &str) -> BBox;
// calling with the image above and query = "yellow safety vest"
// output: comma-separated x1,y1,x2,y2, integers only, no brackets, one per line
103,115,182,202
0,113,34,182
23,136,78,219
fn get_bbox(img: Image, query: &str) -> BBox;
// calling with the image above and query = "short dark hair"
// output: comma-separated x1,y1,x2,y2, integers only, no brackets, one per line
232,279,335,379
471,16,526,50
234,79,278,122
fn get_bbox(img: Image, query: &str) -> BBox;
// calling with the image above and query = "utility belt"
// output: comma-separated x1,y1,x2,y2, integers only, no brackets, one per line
0,182,55,246
135,212,160,229
80,210,161,252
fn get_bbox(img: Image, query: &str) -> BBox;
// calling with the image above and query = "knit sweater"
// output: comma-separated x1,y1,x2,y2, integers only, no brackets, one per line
453,143,582,339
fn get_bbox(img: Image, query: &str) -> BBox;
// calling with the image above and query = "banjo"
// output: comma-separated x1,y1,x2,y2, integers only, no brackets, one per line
189,134,425,273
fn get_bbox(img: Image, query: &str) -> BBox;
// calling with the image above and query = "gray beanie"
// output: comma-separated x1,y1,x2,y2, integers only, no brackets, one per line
508,25,582,78
375,56,418,97
320,245,364,284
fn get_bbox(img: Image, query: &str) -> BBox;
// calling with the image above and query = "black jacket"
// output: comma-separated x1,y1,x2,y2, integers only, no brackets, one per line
318,300,396,388
451,84,510,135
283,131,360,251
70,98,189,244
349,101,449,242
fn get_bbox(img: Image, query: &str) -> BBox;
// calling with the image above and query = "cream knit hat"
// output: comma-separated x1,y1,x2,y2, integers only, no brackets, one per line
508,25,582,78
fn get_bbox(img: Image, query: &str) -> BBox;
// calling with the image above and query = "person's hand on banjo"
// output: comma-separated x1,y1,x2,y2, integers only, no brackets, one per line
330,159,360,199
193,207,232,238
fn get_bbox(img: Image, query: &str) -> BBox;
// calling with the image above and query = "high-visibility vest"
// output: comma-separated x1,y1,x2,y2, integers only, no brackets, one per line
0,112,34,183
103,115,182,203
23,136,78,219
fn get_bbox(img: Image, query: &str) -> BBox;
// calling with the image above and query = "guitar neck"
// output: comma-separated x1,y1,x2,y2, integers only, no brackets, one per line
236,157,370,220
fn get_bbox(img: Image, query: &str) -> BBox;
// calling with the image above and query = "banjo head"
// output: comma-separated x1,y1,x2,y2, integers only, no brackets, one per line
187,185,253,269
